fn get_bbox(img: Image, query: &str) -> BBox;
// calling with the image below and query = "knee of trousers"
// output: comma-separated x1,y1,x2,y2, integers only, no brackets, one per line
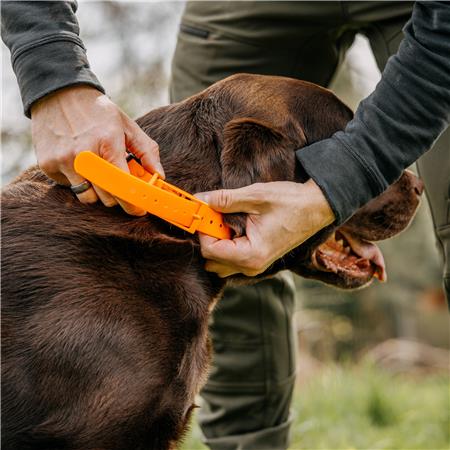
199,273,297,439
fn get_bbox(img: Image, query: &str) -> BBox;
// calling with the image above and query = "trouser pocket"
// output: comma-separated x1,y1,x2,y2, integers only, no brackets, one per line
170,19,314,102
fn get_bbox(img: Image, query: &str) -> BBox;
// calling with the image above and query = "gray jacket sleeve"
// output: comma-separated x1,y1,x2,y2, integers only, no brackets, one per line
296,1,450,225
1,0,104,117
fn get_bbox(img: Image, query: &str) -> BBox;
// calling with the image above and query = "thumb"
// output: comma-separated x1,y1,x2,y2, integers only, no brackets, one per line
195,186,264,214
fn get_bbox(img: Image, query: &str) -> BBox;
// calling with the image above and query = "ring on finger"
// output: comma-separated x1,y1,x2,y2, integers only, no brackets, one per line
70,180,92,194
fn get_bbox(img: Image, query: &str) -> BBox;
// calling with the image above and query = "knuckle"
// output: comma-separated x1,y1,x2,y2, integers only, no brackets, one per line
99,141,122,161
78,194,97,205
127,208,147,217
199,243,215,260
118,201,145,216
38,155,57,173
216,190,232,209
102,200,117,208
99,131,117,147
149,141,160,154
142,146,160,161
200,246,212,260
39,148,80,177
139,137,159,155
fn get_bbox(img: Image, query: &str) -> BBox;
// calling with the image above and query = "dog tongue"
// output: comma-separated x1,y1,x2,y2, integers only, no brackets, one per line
340,230,387,282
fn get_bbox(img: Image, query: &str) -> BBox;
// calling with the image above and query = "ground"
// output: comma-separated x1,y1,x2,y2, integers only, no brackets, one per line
181,364,449,450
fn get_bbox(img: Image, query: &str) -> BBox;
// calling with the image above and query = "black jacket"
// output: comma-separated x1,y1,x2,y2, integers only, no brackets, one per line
2,1,449,224
1,0,104,118
296,1,450,223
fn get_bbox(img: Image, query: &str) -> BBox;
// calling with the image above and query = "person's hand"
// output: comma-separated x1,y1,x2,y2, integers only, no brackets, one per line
196,180,335,277
30,85,165,215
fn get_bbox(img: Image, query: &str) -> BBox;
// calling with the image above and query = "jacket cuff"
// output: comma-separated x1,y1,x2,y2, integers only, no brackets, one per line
295,135,383,225
12,38,105,118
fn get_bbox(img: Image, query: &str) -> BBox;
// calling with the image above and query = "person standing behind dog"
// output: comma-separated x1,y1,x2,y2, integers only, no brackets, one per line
2,2,449,450
170,2,449,450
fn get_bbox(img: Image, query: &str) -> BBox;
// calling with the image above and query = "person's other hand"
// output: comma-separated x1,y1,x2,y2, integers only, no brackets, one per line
196,180,335,277
30,85,165,215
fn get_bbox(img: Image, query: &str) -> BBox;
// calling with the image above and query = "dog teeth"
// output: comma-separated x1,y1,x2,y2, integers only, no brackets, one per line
344,246,350,255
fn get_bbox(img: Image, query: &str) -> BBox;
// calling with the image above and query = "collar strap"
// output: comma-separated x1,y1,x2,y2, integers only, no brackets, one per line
74,151,230,239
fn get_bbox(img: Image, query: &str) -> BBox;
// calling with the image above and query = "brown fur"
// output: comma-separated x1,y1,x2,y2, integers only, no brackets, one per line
1,74,422,450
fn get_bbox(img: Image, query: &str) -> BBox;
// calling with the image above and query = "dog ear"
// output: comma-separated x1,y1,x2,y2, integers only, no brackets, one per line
220,118,298,236
221,118,297,187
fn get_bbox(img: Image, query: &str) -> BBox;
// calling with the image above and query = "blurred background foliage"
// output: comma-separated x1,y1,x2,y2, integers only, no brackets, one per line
2,2,448,449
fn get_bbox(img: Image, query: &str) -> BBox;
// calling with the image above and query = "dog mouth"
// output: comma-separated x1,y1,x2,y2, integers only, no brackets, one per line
311,229,387,282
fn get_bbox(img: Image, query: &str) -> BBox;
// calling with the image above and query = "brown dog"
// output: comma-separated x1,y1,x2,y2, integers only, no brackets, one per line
1,74,422,450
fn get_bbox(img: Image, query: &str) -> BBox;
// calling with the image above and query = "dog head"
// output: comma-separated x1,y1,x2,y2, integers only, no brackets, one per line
138,73,423,289
275,169,423,289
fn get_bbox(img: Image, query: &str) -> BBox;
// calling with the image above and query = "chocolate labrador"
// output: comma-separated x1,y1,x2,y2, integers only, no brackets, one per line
1,74,423,450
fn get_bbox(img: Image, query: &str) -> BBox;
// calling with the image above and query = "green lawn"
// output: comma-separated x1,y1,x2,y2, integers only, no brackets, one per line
180,364,449,450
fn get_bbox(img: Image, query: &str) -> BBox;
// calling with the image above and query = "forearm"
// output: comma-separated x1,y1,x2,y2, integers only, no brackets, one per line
1,0,104,117
296,1,450,224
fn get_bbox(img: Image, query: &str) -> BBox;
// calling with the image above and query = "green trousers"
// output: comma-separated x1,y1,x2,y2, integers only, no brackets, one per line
170,2,449,449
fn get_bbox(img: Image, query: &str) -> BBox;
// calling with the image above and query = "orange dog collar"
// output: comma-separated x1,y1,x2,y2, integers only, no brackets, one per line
74,151,230,239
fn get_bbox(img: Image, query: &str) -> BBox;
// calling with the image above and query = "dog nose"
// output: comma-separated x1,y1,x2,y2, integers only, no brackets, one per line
404,170,424,196
412,176,424,196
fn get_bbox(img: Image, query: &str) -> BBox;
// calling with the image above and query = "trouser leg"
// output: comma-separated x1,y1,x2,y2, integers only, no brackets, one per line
363,4,450,303
198,275,297,450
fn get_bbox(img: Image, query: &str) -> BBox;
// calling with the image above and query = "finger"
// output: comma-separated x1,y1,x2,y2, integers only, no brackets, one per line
92,184,118,208
125,120,165,178
64,169,99,205
198,233,248,261
116,198,147,216
98,136,147,216
38,151,77,186
40,146,98,203
198,233,220,249
198,233,233,261
195,186,264,214
199,232,269,276
98,136,130,173
204,260,239,278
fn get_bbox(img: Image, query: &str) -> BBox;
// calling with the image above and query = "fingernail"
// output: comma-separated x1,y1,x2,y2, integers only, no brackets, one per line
195,193,209,204
156,163,165,178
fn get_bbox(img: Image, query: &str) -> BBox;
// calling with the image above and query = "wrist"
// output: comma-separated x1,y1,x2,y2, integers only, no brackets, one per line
299,179,335,228
30,85,103,118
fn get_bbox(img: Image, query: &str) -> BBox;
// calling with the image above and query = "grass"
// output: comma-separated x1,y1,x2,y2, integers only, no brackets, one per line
180,364,449,450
